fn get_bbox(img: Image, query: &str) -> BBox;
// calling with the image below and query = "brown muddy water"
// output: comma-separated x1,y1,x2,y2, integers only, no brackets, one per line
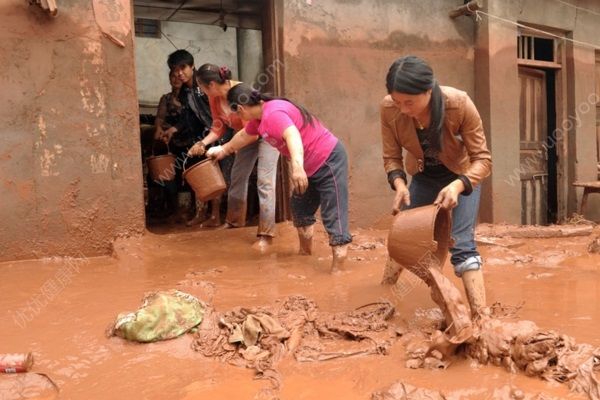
1,222,600,399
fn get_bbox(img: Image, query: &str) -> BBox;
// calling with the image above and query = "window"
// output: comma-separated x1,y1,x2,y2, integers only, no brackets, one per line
517,35,555,62
135,18,161,39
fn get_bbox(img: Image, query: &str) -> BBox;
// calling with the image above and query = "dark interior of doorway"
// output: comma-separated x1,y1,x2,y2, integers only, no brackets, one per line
134,0,279,232
545,69,558,224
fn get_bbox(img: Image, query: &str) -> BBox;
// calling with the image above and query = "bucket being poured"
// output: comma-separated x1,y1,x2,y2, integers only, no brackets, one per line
387,204,472,341
387,204,451,269
183,159,227,202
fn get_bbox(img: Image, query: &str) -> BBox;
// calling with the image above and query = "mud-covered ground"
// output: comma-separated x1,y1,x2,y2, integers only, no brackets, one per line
1,221,600,399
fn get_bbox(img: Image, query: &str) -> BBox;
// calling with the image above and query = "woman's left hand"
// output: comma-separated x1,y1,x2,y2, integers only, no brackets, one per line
434,179,465,209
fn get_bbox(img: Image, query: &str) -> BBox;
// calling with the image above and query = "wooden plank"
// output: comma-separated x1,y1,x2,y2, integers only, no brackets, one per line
449,1,481,18
517,59,562,69
480,224,593,238
573,181,600,188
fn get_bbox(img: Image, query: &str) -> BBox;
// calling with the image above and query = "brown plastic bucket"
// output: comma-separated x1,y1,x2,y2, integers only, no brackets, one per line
147,143,176,181
387,204,451,269
183,159,226,202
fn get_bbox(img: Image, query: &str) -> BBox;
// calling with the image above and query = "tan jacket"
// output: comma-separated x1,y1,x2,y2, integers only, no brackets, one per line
381,86,491,190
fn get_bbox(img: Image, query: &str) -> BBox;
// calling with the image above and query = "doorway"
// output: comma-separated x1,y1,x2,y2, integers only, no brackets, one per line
132,0,288,230
517,27,566,225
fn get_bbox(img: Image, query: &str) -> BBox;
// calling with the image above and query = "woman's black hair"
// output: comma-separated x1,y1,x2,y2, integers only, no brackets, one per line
197,63,232,85
227,83,314,128
386,55,445,151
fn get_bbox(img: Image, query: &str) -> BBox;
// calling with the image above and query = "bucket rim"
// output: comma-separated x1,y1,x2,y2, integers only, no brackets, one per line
147,153,176,161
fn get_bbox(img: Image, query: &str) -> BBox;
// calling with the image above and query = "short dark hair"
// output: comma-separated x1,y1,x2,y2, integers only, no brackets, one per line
167,50,194,69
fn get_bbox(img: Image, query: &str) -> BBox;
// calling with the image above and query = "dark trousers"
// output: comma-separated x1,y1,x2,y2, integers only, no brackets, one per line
291,141,352,246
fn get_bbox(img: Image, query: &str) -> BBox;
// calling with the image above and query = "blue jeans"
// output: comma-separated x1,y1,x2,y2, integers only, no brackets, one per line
404,173,481,275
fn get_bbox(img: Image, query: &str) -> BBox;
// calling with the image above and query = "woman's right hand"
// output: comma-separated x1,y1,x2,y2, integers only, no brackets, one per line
392,179,410,215
206,145,227,161
291,164,309,195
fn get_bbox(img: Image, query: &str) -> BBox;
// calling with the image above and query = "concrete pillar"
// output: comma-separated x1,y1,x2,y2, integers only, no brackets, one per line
474,1,521,224
236,29,264,86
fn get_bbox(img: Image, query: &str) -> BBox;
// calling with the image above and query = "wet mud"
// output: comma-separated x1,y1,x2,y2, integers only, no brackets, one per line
1,222,600,399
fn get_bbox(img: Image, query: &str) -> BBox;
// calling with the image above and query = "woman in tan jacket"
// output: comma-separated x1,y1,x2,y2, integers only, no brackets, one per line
380,55,492,316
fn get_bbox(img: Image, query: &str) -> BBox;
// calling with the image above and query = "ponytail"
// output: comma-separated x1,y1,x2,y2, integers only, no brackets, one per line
228,83,314,128
197,63,232,85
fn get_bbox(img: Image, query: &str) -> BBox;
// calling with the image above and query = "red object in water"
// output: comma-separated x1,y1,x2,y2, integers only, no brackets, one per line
0,353,34,373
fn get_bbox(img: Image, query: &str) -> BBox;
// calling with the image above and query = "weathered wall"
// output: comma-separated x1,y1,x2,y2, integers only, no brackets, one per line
135,21,238,105
476,0,600,223
282,0,476,227
0,0,144,261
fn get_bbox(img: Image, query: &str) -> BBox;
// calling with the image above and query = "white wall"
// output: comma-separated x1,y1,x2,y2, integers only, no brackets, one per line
134,21,238,106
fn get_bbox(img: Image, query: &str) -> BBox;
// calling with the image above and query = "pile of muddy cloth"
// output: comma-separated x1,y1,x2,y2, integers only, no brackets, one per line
192,295,396,388
468,318,600,400
404,313,600,400
372,381,560,400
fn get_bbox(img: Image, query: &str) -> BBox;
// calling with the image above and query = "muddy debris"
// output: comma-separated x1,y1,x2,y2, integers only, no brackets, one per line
192,295,397,389
372,381,560,400
403,314,600,400
588,236,600,254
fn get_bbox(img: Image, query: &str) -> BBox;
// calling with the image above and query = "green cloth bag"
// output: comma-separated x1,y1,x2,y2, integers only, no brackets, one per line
110,290,205,343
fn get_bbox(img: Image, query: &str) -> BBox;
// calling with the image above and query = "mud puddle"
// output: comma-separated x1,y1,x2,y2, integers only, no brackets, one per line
1,222,600,399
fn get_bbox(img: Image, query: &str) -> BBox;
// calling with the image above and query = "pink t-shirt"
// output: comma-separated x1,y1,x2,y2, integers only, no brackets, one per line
245,100,338,177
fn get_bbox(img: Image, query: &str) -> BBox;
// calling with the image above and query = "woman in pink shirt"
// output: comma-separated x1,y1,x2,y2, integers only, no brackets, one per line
207,83,352,271
188,65,279,249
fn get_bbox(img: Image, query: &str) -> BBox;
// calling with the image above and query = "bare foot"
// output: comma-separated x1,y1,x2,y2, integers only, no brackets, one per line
252,236,273,254
297,226,313,255
186,214,208,227
201,217,222,228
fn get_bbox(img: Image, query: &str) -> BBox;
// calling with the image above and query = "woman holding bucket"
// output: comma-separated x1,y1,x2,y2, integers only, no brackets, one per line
380,55,491,316
188,64,279,251
206,83,352,272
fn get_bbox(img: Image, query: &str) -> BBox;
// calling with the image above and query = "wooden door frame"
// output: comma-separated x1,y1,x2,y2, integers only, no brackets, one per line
261,0,291,222
518,66,549,225
518,25,569,222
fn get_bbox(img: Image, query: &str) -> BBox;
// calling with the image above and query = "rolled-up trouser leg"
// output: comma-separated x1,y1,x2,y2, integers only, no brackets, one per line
309,141,352,247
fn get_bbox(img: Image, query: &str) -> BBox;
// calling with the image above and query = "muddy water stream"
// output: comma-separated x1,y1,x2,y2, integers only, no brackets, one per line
1,223,599,399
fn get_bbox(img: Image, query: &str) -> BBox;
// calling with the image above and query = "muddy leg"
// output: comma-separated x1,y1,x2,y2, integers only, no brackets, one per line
461,268,487,318
202,197,222,228
186,199,208,227
297,225,314,255
331,244,348,272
